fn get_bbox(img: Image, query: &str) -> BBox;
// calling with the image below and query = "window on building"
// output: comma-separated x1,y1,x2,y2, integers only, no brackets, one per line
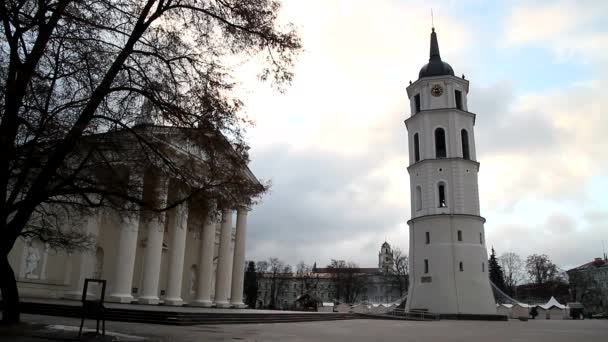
435,128,447,158
479,232,483,244
438,183,447,207
416,186,422,211
424,259,429,273
459,262,464,272
425,231,430,244
415,94,421,113
455,90,463,110
414,133,420,162
457,230,462,241
461,129,470,160
482,262,485,272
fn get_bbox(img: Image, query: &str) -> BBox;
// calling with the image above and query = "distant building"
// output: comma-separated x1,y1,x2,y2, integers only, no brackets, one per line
567,257,608,314
255,242,404,309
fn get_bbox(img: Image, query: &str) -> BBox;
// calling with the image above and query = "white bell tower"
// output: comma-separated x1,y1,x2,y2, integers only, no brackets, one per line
404,28,496,315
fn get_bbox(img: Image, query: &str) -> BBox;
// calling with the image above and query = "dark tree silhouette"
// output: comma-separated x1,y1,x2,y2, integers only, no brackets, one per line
525,254,559,286
0,0,301,323
327,259,365,304
243,261,258,308
488,247,507,293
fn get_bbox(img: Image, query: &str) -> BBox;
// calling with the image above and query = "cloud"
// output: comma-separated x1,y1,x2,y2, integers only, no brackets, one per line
503,0,608,62
235,0,608,272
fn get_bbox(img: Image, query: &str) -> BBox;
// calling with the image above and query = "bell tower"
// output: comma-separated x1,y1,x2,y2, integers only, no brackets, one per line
378,241,394,273
404,28,496,315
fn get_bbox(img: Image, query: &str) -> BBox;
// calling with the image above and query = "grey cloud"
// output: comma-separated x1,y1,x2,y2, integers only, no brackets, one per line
469,82,560,157
245,143,408,266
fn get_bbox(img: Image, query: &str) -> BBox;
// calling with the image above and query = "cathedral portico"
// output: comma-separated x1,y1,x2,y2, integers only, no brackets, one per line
230,207,249,308
138,175,169,305
107,171,145,303
9,122,261,310
191,206,219,307
213,208,235,308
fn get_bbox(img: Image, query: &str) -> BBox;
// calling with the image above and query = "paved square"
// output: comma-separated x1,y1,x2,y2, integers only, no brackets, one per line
9,314,608,342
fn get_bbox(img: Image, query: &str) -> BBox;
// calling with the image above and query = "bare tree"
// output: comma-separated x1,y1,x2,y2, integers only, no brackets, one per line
389,248,409,297
0,0,301,323
327,259,365,304
526,254,559,285
267,257,291,309
295,261,318,296
499,252,524,295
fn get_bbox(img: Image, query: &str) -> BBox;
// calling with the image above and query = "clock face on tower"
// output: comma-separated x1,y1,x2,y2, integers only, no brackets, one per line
431,84,444,97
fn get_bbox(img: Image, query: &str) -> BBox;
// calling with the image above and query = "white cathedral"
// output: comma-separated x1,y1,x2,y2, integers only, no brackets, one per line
404,28,496,315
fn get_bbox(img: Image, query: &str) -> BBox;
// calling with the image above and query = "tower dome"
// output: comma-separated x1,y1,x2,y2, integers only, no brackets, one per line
418,28,454,79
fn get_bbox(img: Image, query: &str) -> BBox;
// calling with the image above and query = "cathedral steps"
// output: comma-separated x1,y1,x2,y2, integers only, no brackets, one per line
8,300,358,325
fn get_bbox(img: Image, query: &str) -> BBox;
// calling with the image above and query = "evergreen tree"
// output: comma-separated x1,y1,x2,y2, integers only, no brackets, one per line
244,261,258,308
488,247,507,293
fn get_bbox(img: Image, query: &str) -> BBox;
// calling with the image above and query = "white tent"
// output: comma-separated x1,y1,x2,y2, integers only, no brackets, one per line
371,304,389,314
336,303,351,313
511,303,530,319
540,297,566,320
351,304,370,314
318,302,334,312
497,304,513,317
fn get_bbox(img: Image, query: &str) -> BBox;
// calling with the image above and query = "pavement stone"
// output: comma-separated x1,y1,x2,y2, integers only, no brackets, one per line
5,313,608,342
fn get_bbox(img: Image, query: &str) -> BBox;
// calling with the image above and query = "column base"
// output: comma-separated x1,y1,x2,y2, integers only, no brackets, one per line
163,297,184,306
230,302,247,309
190,299,213,307
138,296,160,305
215,300,230,308
107,294,135,303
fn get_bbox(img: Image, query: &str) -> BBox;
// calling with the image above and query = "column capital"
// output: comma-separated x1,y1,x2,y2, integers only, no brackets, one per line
235,205,251,212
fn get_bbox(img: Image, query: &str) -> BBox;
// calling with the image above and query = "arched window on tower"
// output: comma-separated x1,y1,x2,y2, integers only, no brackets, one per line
435,128,447,158
457,230,462,241
416,186,422,211
438,182,447,208
461,129,470,160
459,262,464,272
414,133,420,162
455,90,463,110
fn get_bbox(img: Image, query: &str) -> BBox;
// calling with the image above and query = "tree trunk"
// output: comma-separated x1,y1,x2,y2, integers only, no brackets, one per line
0,253,20,323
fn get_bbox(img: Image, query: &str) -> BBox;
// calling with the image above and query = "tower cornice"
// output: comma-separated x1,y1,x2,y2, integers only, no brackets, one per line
407,75,469,96
407,213,486,226
404,108,477,127
407,157,480,173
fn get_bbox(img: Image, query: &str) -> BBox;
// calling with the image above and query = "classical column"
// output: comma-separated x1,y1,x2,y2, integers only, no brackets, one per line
63,213,100,300
191,213,218,307
163,187,189,306
213,208,233,308
230,207,248,308
138,176,169,304
108,172,143,303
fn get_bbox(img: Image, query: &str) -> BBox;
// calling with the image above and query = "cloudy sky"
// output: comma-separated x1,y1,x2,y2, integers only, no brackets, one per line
235,0,608,271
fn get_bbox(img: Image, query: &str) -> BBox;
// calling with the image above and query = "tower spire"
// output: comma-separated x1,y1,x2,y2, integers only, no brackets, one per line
430,27,441,60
